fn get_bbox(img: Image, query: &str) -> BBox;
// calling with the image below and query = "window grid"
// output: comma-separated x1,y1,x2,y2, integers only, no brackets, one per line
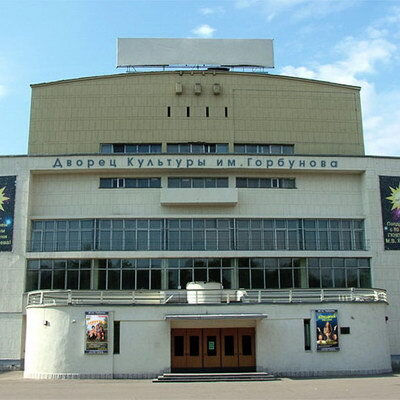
168,177,229,188
167,143,229,154
234,144,294,155
100,143,162,154
236,178,296,189
30,218,365,252
25,257,371,291
99,178,161,189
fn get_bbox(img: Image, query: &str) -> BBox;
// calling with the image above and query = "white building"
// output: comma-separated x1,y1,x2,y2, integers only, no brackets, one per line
0,39,398,378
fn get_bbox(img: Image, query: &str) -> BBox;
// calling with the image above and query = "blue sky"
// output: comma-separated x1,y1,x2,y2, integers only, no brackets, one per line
0,0,399,156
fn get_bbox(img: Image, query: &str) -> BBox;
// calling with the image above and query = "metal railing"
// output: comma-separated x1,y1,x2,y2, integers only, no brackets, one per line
26,287,387,307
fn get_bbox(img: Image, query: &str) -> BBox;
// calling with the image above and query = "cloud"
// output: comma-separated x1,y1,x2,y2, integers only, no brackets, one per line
199,7,225,15
192,24,216,38
280,17,400,156
235,0,357,21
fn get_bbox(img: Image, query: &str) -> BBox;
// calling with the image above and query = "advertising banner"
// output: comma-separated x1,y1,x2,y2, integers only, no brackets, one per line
85,312,109,354
0,176,16,252
379,176,400,250
316,309,339,352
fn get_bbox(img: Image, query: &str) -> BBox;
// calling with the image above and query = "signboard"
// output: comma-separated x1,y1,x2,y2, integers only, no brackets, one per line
0,176,16,252
85,312,109,354
379,176,400,249
316,310,339,352
117,38,274,68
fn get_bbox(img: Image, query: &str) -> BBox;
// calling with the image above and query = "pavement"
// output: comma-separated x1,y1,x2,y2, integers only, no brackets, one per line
0,371,400,400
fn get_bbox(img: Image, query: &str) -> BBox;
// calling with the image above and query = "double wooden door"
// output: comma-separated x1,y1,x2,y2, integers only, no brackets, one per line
171,328,255,370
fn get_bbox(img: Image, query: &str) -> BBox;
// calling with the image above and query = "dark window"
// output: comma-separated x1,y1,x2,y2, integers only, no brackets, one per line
224,107,228,118
186,106,190,117
189,335,200,356
206,107,209,117
114,321,120,354
242,335,252,356
224,335,235,356
207,336,217,356
167,106,171,117
174,336,184,357
304,319,311,350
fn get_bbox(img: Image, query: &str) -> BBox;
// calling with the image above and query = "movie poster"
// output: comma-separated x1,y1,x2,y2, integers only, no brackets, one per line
316,309,339,352
0,176,16,252
379,176,400,250
85,312,109,354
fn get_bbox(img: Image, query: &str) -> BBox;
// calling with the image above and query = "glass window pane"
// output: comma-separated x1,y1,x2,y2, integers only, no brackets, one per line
251,269,264,289
222,269,232,289
238,269,250,288
321,268,333,288
168,270,179,289
151,270,161,289
137,270,149,289
66,270,79,290
26,270,39,291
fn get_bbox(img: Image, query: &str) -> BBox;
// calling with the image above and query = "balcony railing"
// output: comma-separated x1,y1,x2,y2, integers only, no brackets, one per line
26,287,387,307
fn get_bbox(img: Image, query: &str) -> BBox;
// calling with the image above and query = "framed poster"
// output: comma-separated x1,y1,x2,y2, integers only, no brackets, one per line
0,176,16,252
85,312,109,354
316,309,339,352
379,176,400,250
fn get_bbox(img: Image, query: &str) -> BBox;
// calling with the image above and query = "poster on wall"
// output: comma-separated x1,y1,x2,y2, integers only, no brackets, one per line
379,175,400,250
85,312,109,354
0,176,16,252
316,309,339,352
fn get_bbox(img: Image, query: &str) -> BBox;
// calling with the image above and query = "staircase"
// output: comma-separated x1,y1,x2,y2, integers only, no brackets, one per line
153,372,278,383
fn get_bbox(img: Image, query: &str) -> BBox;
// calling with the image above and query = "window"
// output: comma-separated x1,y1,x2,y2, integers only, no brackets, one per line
167,143,229,154
99,178,161,189
186,107,190,117
234,144,294,155
167,106,171,117
168,177,228,188
114,321,120,354
100,144,161,154
29,218,365,253
304,319,311,351
25,257,371,291
206,107,209,117
167,258,233,289
26,259,91,291
225,107,228,118
236,178,295,189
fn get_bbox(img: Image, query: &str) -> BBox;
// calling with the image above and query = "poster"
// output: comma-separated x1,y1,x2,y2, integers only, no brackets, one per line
85,312,109,354
379,176,400,250
0,176,16,252
316,309,339,352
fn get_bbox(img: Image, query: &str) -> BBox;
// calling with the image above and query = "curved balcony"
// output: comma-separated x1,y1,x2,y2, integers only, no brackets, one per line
26,287,387,307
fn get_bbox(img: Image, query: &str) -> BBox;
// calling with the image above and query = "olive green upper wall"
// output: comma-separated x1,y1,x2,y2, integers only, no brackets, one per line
28,71,364,155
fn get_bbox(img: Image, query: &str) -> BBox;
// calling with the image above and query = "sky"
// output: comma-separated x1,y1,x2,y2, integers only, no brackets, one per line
0,0,400,156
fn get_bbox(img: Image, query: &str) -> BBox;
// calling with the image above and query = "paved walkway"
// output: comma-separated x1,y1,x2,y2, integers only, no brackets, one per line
0,371,400,400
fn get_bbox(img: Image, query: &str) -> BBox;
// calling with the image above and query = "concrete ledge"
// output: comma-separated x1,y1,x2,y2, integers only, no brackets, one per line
264,368,393,378
23,371,166,380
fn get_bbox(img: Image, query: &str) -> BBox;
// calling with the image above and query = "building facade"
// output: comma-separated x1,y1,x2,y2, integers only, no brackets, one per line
0,67,398,378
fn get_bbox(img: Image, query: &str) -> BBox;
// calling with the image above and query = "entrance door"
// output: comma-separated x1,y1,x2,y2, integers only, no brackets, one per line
221,328,239,368
186,329,203,368
238,328,255,368
203,328,221,368
171,329,203,369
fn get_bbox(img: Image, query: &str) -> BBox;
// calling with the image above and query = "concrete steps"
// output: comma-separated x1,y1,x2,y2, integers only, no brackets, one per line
153,372,279,383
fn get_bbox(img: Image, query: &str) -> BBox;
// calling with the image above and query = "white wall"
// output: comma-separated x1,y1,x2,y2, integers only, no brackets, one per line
24,302,391,379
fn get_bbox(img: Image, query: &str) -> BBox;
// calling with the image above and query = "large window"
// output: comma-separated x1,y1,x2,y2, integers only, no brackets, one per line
97,219,164,251
26,259,91,291
167,219,234,251
167,143,228,154
26,257,371,291
234,144,294,155
99,178,161,189
168,177,228,188
236,178,295,189
167,258,233,289
97,259,162,290
100,143,161,154
29,218,365,252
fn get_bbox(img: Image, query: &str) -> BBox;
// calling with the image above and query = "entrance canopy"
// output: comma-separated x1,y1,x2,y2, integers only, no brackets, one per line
164,313,268,320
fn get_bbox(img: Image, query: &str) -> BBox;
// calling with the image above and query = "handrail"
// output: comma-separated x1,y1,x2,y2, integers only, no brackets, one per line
26,287,388,307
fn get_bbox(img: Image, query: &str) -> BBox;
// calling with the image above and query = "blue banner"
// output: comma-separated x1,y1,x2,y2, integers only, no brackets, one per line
0,176,16,252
